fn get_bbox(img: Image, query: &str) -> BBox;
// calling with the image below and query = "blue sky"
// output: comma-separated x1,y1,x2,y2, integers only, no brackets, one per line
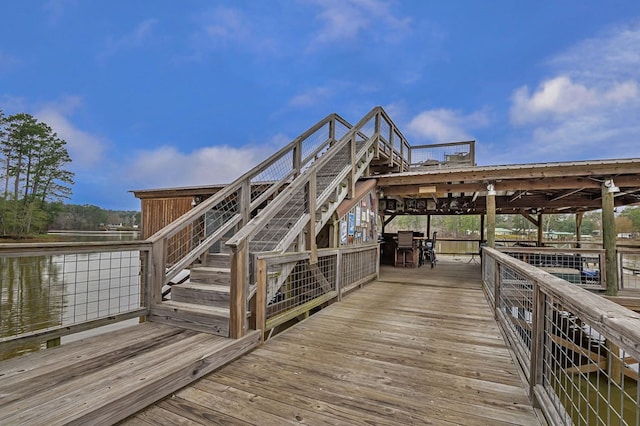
1,1,640,210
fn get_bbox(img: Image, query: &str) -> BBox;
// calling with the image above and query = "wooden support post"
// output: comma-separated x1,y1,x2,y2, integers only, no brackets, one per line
480,214,485,243
575,212,583,249
239,180,250,227
250,257,267,341
374,112,380,159
601,182,618,296
606,340,623,386
486,192,496,248
293,141,302,177
150,239,166,305
426,215,431,239
307,173,318,265
229,241,247,338
388,126,395,167
336,250,342,301
537,213,544,247
348,136,356,199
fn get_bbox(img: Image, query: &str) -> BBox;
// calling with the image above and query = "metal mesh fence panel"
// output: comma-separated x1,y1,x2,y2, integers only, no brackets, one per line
620,251,640,290
1,249,143,358
503,250,603,289
498,264,534,368
409,141,474,168
483,254,496,306
341,247,377,289
266,254,337,319
541,298,639,425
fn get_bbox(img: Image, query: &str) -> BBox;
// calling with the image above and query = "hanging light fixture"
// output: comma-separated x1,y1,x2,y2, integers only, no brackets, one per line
604,179,620,193
486,183,496,196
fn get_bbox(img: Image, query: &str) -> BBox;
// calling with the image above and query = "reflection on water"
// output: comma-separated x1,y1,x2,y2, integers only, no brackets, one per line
1,231,142,360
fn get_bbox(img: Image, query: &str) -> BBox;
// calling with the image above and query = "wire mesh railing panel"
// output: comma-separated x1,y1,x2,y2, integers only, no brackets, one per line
266,254,337,319
409,141,475,168
504,249,604,289
379,118,391,145
300,122,331,163
1,248,144,359
541,299,639,425
620,251,640,291
165,192,239,267
483,254,496,306
341,247,377,289
250,151,294,202
498,264,534,365
393,129,403,154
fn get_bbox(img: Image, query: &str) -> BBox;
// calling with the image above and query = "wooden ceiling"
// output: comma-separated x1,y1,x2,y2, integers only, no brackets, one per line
370,158,640,215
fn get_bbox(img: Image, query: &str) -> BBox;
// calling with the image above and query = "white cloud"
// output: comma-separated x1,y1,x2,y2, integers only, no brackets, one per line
510,76,639,124
306,0,411,50
34,97,107,169
505,20,640,162
101,19,158,58
407,108,489,143
126,143,277,189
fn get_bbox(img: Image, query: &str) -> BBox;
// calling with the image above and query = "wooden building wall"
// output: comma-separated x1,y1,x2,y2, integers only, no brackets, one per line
141,197,193,239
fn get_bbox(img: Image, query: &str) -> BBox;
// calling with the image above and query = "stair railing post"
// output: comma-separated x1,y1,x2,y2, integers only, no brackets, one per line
529,281,546,404
374,112,380,159
293,140,302,178
349,134,356,199
388,124,395,167
250,256,267,341
150,239,166,305
229,239,248,338
307,171,318,265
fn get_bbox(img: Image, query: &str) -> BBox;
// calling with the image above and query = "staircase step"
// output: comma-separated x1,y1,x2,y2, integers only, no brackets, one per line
191,266,231,285
171,282,230,307
149,300,230,337
206,253,230,268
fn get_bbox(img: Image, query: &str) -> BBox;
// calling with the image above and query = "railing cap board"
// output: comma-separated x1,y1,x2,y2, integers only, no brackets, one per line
484,247,640,361
0,240,152,257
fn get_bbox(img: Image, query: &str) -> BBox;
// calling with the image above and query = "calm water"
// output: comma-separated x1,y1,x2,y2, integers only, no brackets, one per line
1,231,142,360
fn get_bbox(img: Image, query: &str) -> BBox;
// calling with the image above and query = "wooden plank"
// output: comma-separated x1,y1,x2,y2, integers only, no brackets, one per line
0,330,260,426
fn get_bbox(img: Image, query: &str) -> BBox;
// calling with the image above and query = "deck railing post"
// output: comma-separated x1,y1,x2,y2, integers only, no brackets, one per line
306,172,318,265
250,257,267,342
229,240,248,338
493,261,501,319
349,135,356,198
150,239,166,305
336,250,342,301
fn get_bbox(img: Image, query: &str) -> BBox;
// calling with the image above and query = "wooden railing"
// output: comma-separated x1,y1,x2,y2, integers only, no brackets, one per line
409,140,475,168
0,241,152,359
482,247,640,425
252,244,379,337
619,248,640,291
145,113,353,299
226,106,405,337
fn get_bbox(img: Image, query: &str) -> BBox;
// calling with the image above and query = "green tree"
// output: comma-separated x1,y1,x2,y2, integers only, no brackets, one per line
0,112,74,236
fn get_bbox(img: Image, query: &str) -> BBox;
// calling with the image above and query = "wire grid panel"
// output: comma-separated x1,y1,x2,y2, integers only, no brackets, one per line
0,250,142,339
250,151,293,202
409,142,474,168
498,265,534,364
620,252,640,290
341,247,377,288
266,254,337,318
483,254,496,306
165,191,238,266
379,117,391,144
541,297,640,425
505,250,603,289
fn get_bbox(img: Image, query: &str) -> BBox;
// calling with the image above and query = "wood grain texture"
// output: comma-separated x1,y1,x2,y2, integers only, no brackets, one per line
125,258,542,425
0,323,260,426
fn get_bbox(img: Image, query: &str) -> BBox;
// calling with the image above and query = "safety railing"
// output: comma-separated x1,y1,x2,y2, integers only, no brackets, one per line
0,241,151,360
253,244,379,335
409,140,475,169
146,113,353,294
499,247,606,290
619,248,640,291
377,114,411,171
226,107,402,337
483,247,640,425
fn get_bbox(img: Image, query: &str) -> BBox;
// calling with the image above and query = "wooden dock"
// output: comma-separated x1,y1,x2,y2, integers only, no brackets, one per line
123,258,543,425
0,323,260,425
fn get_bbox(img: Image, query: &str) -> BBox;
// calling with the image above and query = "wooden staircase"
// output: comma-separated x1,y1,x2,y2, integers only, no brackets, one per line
148,253,232,336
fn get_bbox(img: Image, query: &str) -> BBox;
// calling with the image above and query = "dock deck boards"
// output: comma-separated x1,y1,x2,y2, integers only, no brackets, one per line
124,258,543,425
0,322,260,426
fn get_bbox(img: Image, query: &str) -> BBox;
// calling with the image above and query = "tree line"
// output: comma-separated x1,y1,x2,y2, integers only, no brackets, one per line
0,110,74,237
389,208,640,239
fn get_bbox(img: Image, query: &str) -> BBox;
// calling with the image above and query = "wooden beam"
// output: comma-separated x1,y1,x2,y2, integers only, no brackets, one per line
486,193,496,248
